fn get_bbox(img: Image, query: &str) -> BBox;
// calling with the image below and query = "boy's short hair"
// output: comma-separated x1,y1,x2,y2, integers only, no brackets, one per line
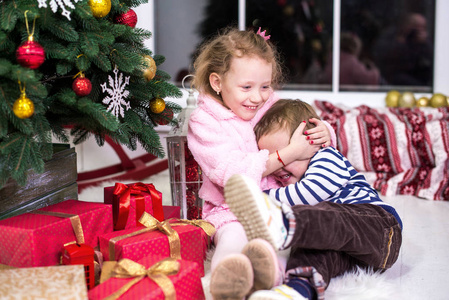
254,99,320,142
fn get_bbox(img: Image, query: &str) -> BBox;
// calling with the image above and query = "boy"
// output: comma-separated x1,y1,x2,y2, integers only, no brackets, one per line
224,99,403,300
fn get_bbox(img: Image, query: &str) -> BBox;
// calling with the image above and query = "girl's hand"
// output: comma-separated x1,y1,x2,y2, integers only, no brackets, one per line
289,121,321,160
305,118,332,147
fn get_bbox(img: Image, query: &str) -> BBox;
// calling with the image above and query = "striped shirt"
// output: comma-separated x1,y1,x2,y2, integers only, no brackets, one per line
265,147,403,229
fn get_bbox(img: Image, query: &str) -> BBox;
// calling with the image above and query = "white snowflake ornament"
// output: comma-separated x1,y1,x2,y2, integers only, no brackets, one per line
37,0,81,20
101,66,131,119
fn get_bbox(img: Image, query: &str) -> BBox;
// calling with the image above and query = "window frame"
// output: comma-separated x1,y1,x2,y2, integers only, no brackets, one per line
141,0,448,108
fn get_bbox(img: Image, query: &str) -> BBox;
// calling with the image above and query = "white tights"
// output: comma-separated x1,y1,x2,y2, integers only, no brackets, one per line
210,221,290,280
211,222,248,272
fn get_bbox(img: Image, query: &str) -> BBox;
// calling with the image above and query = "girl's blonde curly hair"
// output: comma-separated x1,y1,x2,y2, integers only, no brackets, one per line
192,27,284,101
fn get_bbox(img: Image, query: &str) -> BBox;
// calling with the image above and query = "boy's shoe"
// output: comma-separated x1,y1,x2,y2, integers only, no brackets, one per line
210,254,254,300
248,285,308,300
242,239,281,293
225,174,287,250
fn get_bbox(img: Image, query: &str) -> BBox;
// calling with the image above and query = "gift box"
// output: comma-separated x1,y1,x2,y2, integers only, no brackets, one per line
99,213,215,277
0,199,113,268
0,264,88,299
104,182,164,231
88,255,205,300
163,206,181,219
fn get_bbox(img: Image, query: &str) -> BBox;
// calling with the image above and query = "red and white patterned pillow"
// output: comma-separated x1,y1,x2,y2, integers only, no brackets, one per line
314,100,449,201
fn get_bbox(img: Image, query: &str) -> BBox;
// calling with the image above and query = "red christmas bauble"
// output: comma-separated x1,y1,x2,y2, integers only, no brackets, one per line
187,206,201,220
186,190,196,206
16,39,45,69
185,147,196,162
114,9,138,28
186,165,200,182
72,76,92,96
154,107,174,125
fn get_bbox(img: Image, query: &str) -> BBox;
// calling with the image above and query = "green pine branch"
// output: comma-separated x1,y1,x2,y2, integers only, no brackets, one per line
0,0,182,188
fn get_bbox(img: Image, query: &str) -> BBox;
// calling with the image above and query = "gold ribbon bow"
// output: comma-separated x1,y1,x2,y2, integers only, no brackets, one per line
108,212,216,261
139,212,182,259
102,258,180,300
109,214,181,261
32,210,85,244
139,212,216,238
168,218,216,237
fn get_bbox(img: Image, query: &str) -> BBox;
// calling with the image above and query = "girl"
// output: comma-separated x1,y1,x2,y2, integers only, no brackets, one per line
187,27,334,299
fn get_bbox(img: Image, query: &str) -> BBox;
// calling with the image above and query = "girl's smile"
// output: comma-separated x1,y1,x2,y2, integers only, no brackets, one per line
210,55,273,121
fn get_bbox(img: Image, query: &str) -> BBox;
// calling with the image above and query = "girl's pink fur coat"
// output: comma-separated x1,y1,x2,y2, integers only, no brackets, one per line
187,92,280,230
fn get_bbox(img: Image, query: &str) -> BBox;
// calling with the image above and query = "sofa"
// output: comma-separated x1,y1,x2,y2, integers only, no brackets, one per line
314,100,449,201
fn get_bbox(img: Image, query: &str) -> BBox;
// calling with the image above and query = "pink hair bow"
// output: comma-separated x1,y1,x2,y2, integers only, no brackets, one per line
257,27,271,41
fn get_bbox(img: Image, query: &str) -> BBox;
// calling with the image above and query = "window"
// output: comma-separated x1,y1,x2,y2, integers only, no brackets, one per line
339,1,435,93
153,0,446,106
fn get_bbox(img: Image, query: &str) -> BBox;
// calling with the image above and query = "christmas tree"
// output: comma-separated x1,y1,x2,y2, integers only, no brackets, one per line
0,0,182,188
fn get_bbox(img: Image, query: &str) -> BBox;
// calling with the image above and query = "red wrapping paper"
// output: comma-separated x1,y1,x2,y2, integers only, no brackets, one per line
162,206,181,219
104,182,164,230
0,200,112,268
98,222,207,276
88,255,205,300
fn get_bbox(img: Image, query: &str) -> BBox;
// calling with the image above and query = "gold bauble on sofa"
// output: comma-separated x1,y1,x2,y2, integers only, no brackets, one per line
385,90,401,107
398,92,416,108
430,93,447,108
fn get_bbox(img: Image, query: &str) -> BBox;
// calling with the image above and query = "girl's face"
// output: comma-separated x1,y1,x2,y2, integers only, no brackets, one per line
211,56,273,121
258,128,310,186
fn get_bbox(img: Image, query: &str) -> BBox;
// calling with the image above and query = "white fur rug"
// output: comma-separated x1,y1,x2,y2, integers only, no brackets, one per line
199,249,398,300
79,171,399,300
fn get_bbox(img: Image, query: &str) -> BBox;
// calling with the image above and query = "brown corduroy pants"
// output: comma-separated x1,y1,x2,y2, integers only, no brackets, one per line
285,201,402,286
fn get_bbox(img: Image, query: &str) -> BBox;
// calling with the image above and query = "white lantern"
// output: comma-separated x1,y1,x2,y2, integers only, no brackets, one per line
166,76,203,220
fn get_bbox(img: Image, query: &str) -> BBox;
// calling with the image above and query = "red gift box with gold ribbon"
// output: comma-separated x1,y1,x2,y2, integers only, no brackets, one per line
162,206,181,219
98,212,215,277
0,200,113,268
88,255,205,300
104,182,164,231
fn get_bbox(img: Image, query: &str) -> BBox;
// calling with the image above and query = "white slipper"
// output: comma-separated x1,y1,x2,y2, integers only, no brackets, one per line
225,174,287,250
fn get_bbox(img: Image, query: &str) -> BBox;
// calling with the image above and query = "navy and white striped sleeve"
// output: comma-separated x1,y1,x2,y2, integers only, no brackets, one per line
268,147,354,206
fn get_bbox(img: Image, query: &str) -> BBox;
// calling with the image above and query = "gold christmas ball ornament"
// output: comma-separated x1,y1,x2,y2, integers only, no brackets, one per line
143,55,157,81
385,90,401,107
13,93,35,119
398,92,416,108
430,93,447,108
283,5,295,17
416,97,430,107
149,98,166,114
89,0,111,18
